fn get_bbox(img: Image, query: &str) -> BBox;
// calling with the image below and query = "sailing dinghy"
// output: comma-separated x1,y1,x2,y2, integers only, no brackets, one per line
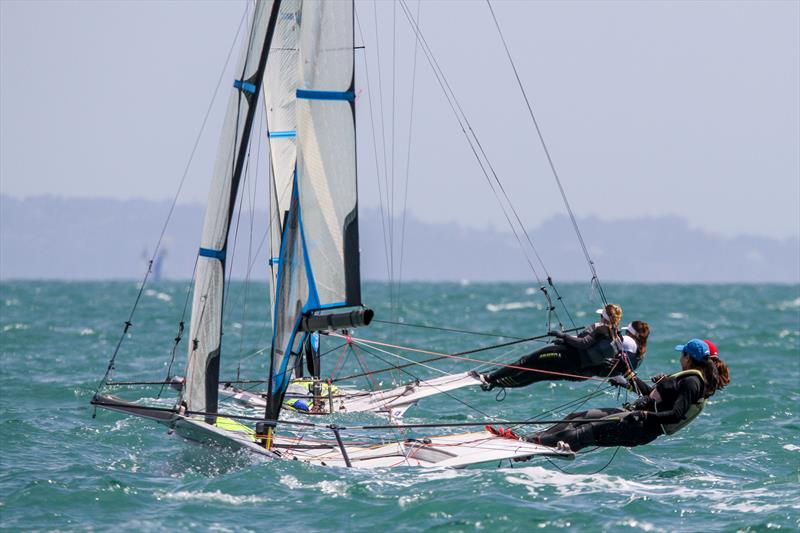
91,0,574,468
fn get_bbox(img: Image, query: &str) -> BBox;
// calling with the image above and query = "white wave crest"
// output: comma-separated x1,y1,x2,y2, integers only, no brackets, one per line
157,490,267,505
486,301,543,313
279,475,347,497
2,323,29,332
775,297,800,311
506,466,789,514
145,289,172,302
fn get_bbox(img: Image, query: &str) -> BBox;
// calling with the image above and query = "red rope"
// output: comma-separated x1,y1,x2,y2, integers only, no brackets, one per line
329,341,351,381
351,343,380,390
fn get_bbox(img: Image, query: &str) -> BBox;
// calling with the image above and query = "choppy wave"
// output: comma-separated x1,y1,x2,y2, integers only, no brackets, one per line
1,281,798,531
486,301,544,313
156,490,268,505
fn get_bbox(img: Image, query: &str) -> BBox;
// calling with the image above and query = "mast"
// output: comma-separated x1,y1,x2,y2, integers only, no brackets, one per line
180,0,282,424
265,0,364,423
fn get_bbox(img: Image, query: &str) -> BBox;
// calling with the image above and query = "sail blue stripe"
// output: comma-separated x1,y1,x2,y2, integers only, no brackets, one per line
234,80,257,94
270,174,296,393
296,89,355,101
199,247,225,260
269,130,296,138
297,182,321,312
268,257,280,266
316,301,347,310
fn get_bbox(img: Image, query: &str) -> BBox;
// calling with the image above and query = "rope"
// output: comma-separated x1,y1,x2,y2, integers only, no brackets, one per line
328,332,607,383
352,343,496,419
329,328,581,383
372,318,527,340
92,397,631,431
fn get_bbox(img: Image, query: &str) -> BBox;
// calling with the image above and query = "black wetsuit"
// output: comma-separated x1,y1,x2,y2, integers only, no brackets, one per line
524,373,705,451
484,324,630,388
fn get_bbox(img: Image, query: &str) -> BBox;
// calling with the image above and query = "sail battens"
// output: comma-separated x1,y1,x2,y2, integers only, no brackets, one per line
296,89,355,101
269,130,297,138
198,247,226,260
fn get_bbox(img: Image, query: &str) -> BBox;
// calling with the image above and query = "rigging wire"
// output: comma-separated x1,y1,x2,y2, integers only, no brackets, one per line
157,258,200,399
372,318,526,340
329,334,545,383
396,0,566,330
397,0,422,311
485,0,608,306
93,6,250,397
353,343,497,419
371,0,395,311
355,9,393,288
390,0,398,320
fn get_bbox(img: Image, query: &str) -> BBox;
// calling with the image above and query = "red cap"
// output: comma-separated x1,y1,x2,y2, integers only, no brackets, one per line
704,339,718,357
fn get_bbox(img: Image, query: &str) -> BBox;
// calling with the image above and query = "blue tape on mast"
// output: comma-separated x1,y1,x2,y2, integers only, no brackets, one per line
199,247,226,260
296,89,355,101
234,80,257,94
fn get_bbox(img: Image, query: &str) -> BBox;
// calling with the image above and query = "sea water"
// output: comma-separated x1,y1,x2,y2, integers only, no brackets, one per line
1,281,798,531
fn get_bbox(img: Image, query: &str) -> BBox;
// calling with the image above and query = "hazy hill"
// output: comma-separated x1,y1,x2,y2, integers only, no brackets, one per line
1,195,797,283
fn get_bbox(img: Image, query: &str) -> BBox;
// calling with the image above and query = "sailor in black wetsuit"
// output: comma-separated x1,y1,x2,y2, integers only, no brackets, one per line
476,305,645,390
521,339,729,452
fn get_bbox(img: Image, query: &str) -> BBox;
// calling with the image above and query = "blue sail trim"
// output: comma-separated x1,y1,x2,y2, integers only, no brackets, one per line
296,89,355,101
199,247,225,260
269,130,296,138
234,80,257,94
274,323,306,393
297,192,321,312
269,172,296,394
316,301,347,310
268,257,280,266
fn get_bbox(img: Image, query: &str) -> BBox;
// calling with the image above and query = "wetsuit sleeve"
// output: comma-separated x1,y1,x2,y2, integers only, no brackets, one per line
630,376,652,395
561,325,604,349
646,376,703,424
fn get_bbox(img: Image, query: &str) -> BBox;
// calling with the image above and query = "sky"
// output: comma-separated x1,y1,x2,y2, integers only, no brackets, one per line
1,0,798,240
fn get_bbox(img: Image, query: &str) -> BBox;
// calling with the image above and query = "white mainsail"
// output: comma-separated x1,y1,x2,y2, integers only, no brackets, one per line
267,0,360,418
181,0,279,420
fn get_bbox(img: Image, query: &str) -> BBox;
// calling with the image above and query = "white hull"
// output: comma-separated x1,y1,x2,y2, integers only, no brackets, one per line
93,394,573,469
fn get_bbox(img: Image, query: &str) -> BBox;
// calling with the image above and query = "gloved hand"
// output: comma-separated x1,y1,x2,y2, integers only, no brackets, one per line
608,375,629,388
650,373,668,383
622,410,646,423
548,330,565,339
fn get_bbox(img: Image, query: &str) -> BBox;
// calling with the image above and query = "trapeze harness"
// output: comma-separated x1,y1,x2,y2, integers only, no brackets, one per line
656,369,707,435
